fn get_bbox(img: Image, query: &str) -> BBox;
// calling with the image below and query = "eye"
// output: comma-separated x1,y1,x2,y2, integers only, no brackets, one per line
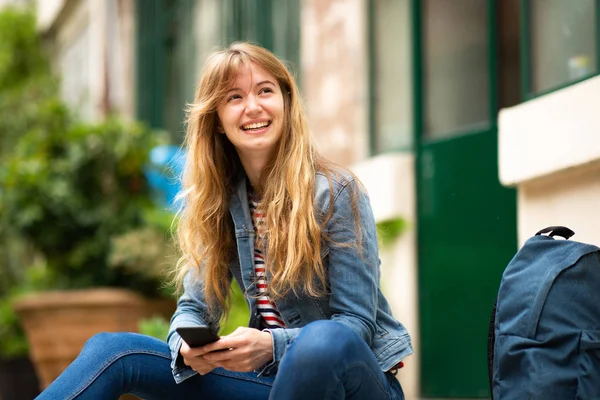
259,87,274,95
227,94,242,102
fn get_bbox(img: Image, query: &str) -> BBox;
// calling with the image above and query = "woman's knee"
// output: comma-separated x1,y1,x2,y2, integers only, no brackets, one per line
82,332,143,358
291,320,364,364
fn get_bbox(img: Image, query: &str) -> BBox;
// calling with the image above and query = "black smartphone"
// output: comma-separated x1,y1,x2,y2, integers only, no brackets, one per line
176,326,220,348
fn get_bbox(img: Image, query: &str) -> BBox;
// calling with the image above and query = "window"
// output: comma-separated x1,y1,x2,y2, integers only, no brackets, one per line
370,0,413,153
136,0,196,142
423,0,490,139
528,0,597,95
221,0,300,78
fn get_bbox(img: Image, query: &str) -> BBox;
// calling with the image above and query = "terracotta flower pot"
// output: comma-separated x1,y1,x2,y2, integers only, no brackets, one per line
13,288,175,389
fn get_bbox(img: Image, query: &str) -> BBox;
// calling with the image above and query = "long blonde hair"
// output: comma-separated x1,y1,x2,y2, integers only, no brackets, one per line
174,42,359,315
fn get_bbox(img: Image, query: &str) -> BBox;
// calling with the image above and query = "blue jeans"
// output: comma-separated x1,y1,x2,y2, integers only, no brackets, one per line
37,320,404,399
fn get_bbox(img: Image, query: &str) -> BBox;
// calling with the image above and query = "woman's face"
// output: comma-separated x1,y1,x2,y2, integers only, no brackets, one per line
217,62,285,163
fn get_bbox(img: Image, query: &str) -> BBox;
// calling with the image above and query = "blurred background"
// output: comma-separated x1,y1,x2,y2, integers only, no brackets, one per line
0,0,599,399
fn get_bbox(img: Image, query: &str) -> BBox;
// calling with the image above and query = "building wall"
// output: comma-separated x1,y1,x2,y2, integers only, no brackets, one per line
193,0,221,71
0,0,31,10
352,154,419,400
499,73,600,245
36,0,64,31
301,0,369,166
516,163,600,245
300,1,419,397
36,0,421,396
499,75,600,246
35,0,136,121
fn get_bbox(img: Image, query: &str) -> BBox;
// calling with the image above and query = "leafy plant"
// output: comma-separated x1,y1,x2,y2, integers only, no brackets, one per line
376,217,408,250
0,297,28,358
0,5,55,161
220,283,250,335
0,6,174,297
138,281,251,339
0,117,171,293
139,316,171,341
0,6,178,359
108,209,179,297
0,5,56,359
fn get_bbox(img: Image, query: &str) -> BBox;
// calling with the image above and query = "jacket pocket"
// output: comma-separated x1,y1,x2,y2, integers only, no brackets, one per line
576,330,600,400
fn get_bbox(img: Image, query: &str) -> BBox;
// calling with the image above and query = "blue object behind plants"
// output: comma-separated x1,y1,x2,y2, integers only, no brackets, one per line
144,145,186,211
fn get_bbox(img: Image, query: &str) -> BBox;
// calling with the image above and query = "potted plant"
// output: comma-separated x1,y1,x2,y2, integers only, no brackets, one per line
0,114,178,387
0,6,176,389
0,6,45,396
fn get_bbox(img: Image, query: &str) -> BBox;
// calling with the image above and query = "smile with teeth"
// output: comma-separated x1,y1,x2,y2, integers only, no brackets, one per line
241,121,271,131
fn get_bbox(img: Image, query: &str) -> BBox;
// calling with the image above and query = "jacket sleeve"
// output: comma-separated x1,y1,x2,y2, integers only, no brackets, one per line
166,269,227,383
262,179,379,374
325,179,379,344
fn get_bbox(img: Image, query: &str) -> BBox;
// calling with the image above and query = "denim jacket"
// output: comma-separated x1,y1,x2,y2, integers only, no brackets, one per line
167,171,413,383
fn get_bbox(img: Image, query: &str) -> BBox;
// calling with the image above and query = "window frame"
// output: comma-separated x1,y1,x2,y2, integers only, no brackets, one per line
136,0,196,143
221,0,301,82
519,0,600,100
367,0,415,155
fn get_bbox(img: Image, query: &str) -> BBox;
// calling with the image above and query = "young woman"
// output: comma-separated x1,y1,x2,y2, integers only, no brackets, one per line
37,42,413,400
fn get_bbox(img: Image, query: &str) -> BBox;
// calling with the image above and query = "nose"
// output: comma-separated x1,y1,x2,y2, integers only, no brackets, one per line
245,94,262,115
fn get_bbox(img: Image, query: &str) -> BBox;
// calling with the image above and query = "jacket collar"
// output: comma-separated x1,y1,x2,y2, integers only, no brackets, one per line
229,174,253,231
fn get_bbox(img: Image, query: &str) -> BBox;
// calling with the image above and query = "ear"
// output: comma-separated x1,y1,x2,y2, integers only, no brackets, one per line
216,121,225,134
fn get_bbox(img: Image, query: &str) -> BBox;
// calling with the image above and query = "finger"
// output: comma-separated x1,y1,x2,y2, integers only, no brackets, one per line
202,348,237,362
193,363,215,375
199,344,227,355
197,366,216,375
219,360,254,373
226,327,248,337
200,336,242,354
188,357,218,373
181,341,208,357
180,340,191,354
210,333,250,350
197,370,211,376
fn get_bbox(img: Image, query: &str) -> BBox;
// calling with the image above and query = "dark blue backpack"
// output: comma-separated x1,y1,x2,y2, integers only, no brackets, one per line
488,226,600,399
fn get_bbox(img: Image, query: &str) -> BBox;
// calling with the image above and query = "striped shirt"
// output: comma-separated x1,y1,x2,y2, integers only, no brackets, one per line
248,192,286,329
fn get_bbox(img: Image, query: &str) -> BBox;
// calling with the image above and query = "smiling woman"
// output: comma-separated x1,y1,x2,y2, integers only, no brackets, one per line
37,42,413,400
216,62,285,185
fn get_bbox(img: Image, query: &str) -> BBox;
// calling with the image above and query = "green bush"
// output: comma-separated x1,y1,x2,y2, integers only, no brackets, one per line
138,282,251,341
0,5,56,358
0,5,55,160
139,315,171,341
376,217,408,250
0,117,169,293
0,6,176,357
0,297,28,358
220,283,250,335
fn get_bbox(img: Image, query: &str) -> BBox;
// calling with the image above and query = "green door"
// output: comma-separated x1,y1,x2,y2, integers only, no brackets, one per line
136,0,196,142
414,0,517,397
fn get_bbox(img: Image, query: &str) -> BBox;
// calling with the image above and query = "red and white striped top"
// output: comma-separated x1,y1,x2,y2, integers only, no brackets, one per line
248,193,286,329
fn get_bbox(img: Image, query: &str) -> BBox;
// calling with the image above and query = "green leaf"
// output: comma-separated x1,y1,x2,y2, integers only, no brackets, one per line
376,217,408,250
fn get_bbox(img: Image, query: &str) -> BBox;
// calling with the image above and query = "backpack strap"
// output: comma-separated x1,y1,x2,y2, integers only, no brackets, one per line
535,226,575,240
487,301,497,400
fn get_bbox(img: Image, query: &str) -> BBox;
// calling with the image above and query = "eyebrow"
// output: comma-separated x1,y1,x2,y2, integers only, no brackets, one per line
226,80,276,94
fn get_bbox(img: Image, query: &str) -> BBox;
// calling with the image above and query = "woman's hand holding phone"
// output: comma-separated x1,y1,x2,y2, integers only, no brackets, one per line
202,327,273,373
179,339,221,375
178,326,273,374
177,326,226,375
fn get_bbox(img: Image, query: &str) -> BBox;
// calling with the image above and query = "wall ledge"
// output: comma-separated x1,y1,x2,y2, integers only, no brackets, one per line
350,152,415,223
499,75,600,187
